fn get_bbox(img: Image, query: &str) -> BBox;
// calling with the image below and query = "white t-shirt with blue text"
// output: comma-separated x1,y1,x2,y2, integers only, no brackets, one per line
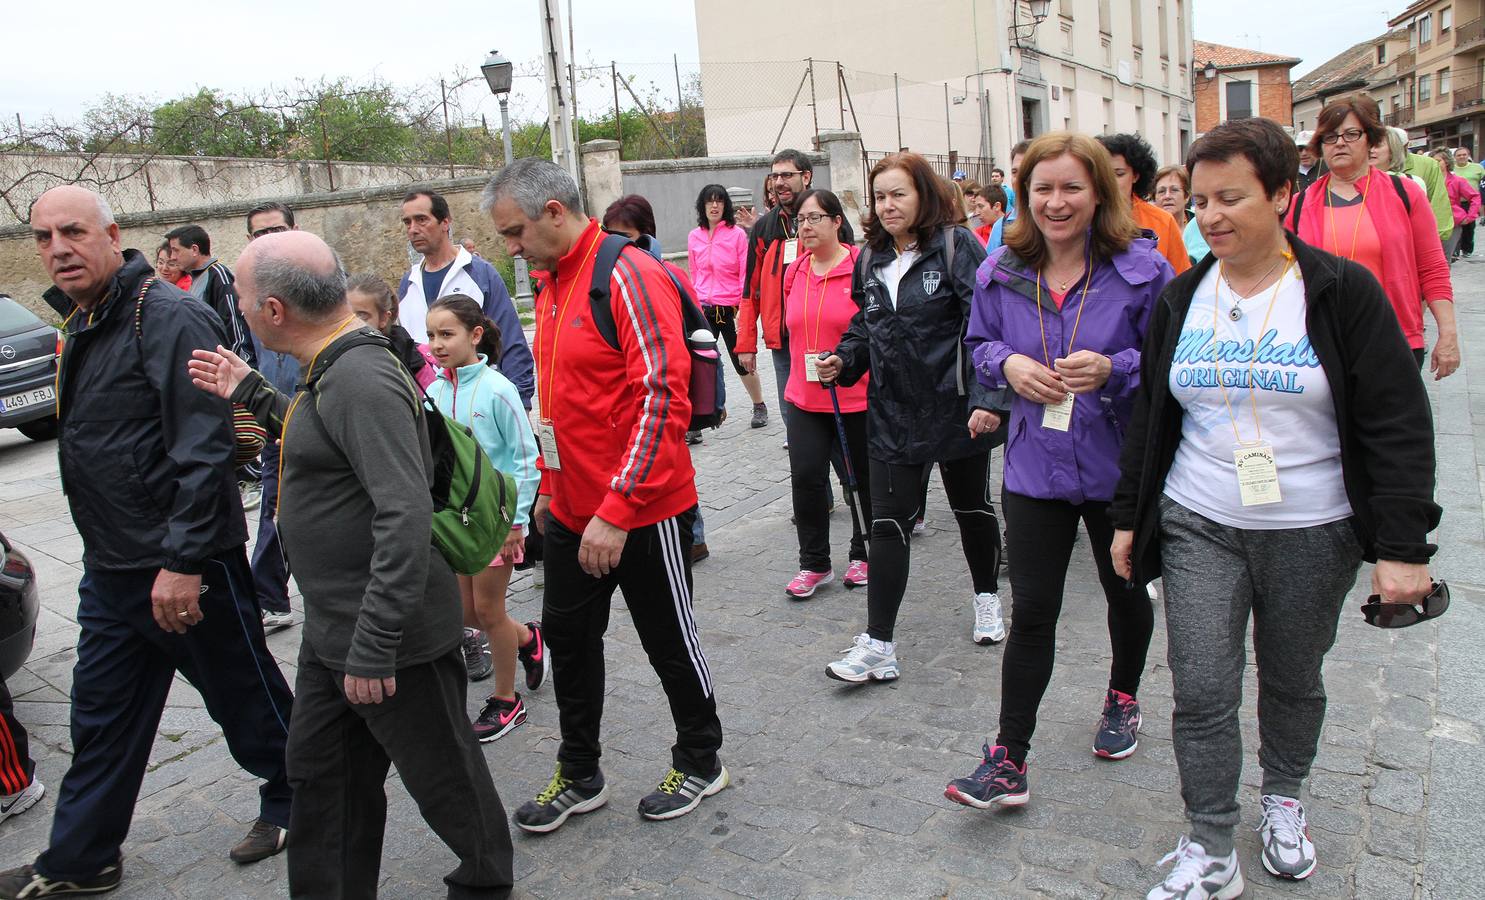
1162,265,1352,529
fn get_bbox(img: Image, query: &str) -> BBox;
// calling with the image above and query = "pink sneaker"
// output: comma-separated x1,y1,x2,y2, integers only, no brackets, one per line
843,560,869,588
785,569,834,598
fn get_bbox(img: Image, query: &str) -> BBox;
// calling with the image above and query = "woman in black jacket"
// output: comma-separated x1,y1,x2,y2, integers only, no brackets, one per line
1109,118,1441,899
815,152,1007,684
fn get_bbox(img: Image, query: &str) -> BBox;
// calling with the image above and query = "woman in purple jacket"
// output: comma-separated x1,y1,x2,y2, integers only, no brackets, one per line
945,133,1173,810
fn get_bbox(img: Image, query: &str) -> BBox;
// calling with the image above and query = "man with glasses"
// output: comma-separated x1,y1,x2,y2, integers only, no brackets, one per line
737,149,814,434
245,202,301,635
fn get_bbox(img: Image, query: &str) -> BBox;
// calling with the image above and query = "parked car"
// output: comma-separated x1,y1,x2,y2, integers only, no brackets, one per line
0,530,39,679
0,293,61,442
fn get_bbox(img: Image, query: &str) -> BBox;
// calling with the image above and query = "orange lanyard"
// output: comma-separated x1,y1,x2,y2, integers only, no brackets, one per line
1210,259,1291,444
537,229,604,421
1323,173,1371,262
1034,247,1094,369
803,248,844,351
277,315,358,511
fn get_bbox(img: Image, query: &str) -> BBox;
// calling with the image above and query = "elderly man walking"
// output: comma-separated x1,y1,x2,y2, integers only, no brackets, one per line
188,230,514,898
0,186,293,899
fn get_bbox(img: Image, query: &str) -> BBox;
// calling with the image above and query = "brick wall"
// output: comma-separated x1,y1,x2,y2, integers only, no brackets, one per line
1258,68,1295,124
1194,76,1221,132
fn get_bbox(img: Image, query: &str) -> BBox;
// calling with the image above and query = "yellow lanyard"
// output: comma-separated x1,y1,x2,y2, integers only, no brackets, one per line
803,248,845,352
1210,259,1292,444
277,315,358,512
1034,248,1094,369
1323,173,1371,262
537,229,604,422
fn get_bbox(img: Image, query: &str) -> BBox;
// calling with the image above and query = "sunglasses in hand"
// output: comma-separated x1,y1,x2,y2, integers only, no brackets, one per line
1361,579,1449,629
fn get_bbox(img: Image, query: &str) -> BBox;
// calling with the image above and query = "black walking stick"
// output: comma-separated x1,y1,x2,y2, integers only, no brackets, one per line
819,352,865,544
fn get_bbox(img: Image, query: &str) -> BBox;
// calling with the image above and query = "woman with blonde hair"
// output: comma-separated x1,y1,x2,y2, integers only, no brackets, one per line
945,132,1173,809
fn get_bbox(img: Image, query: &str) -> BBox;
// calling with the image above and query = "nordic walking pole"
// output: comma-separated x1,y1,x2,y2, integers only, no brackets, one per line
819,351,865,543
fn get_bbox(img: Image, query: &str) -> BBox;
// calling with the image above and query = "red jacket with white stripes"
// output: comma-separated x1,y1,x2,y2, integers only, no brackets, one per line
532,219,698,534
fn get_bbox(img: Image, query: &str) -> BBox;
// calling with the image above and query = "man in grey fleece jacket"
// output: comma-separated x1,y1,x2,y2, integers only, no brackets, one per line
188,230,513,898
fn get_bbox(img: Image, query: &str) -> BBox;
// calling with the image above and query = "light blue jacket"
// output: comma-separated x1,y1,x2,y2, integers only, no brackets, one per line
426,355,539,530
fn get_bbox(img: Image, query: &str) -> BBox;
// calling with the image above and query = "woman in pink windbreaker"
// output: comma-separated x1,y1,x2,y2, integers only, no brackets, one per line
779,189,872,599
1432,148,1481,262
688,184,768,426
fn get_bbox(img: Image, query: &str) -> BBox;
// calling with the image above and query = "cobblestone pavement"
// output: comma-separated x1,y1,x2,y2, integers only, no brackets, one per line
3,268,1485,899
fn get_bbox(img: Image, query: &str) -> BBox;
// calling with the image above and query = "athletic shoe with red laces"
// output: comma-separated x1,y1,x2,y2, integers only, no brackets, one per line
518,622,549,691
1093,688,1142,759
944,743,1029,808
842,560,868,588
785,569,834,599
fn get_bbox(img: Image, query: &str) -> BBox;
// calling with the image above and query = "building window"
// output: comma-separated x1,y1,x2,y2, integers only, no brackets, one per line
1225,80,1254,119
1420,73,1432,102
1442,7,1453,32
1099,0,1112,34
1130,0,1143,48
1378,44,1387,65
1421,14,1433,45
1440,68,1452,94
1159,0,1170,58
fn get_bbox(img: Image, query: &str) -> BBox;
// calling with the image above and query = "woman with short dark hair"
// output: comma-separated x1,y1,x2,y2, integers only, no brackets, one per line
689,184,767,425
1112,116,1441,898
945,132,1171,814
1099,133,1191,274
1286,95,1457,378
814,151,1006,682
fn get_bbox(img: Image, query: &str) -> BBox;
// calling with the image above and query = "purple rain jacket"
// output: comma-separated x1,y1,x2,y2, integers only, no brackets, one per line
967,237,1173,504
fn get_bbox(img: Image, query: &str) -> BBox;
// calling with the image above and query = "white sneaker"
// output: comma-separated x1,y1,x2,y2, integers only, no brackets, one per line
261,609,296,633
0,780,44,825
1147,836,1244,900
825,633,899,683
239,480,263,512
1258,794,1317,880
972,592,1007,644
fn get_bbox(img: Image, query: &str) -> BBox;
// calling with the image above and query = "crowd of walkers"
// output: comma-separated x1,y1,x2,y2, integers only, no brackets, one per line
0,89,1457,899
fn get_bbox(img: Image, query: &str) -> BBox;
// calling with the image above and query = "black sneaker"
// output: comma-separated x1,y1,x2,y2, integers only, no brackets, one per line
637,765,729,821
0,860,123,896
514,765,609,834
462,628,492,682
685,430,703,445
230,819,287,864
472,694,527,743
750,403,768,428
517,622,549,691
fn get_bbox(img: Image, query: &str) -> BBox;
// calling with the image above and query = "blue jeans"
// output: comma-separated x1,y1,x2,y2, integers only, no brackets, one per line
251,441,291,614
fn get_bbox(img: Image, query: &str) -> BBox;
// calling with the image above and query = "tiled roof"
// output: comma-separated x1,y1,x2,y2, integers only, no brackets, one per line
1291,30,1403,103
1194,40,1302,70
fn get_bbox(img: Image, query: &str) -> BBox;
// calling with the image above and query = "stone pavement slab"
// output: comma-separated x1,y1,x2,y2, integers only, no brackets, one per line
3,264,1484,898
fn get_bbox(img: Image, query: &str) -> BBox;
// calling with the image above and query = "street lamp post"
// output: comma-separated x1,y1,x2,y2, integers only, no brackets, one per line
481,49,532,307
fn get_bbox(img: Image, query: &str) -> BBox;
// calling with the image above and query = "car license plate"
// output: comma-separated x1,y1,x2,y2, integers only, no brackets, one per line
1,385,55,413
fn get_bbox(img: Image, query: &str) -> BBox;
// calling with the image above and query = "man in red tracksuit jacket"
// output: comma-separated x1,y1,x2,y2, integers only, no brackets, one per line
483,159,727,834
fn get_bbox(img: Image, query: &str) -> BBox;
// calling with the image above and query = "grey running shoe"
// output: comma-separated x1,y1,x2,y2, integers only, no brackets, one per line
514,765,609,834
1147,836,1245,900
638,765,729,820
261,609,296,633
1257,794,1317,880
0,780,43,825
750,403,768,428
825,633,900,683
462,628,492,682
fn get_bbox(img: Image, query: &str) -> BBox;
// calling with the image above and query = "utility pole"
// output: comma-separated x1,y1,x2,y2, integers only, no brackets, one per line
540,0,583,206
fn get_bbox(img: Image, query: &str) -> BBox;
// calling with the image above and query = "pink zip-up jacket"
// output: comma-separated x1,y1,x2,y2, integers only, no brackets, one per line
687,222,749,308
1445,171,1481,227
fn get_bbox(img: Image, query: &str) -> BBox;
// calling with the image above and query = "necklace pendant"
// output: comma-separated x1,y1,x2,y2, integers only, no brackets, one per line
1228,307,1243,321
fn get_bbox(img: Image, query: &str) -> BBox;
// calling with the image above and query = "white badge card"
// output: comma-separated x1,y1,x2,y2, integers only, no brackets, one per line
1233,442,1282,506
1041,392,1074,431
537,421,562,471
805,350,821,382
782,239,799,265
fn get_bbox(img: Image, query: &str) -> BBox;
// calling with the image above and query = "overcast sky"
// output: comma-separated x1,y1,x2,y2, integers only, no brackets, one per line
2,1,1397,127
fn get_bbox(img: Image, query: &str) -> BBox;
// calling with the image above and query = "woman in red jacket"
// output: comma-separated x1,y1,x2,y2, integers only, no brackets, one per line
781,190,871,598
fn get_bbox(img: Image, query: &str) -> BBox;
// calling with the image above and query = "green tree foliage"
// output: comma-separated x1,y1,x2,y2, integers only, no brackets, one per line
152,89,286,157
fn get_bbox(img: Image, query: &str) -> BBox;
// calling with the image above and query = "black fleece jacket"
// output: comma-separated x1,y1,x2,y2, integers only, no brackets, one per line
1109,234,1441,585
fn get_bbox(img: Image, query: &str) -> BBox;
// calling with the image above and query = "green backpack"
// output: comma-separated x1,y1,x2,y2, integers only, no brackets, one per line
308,333,517,575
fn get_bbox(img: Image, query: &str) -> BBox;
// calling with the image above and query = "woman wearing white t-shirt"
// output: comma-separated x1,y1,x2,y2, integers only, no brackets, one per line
1109,117,1442,899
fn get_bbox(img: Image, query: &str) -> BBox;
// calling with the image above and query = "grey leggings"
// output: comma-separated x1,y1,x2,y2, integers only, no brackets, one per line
1158,496,1362,855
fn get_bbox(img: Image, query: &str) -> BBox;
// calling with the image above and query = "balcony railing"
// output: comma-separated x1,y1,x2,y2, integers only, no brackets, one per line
1457,17,1485,49
1386,105,1416,127
1455,81,1485,110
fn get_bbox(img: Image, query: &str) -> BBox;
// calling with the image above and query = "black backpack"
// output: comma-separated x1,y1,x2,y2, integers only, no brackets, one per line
1290,172,1412,227
585,233,722,430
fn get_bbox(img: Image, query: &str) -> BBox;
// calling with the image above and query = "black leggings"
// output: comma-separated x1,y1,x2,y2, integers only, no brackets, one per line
787,403,870,570
705,305,749,377
865,452,1001,642
994,490,1154,766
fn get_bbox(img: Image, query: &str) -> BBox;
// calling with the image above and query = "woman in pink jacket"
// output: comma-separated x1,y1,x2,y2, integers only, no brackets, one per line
1432,148,1481,262
780,189,871,598
689,184,768,425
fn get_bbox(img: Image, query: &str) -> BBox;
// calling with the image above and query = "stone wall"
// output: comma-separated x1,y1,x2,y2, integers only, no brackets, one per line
0,151,487,226
0,176,512,320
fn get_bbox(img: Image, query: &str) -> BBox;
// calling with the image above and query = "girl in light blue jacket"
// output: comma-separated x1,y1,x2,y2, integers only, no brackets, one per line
426,294,543,742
